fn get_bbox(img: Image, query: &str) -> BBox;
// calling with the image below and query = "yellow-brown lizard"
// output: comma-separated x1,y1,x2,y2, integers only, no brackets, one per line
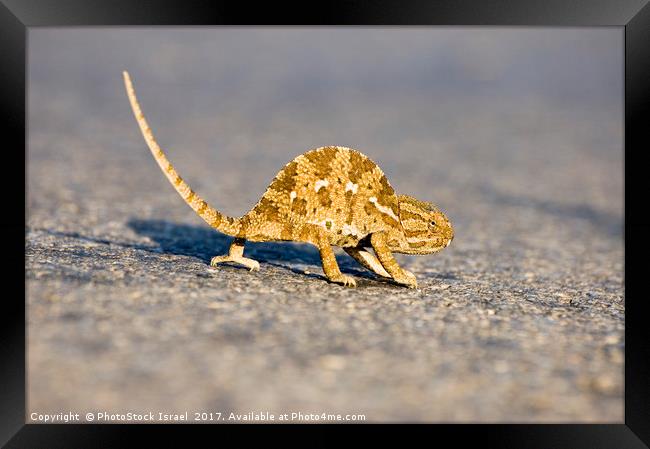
123,71,453,288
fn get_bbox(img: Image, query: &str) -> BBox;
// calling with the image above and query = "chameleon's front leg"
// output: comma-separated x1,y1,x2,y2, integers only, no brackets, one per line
344,247,391,278
210,237,260,271
370,232,418,288
304,225,356,287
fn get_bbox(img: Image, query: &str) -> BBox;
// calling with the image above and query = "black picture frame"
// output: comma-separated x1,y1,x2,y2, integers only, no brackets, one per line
3,0,649,446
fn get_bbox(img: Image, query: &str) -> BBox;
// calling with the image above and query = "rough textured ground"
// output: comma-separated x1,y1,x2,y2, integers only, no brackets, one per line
26,28,623,422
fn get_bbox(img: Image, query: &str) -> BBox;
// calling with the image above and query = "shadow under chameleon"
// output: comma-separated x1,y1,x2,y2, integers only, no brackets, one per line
126,218,381,281
33,219,456,285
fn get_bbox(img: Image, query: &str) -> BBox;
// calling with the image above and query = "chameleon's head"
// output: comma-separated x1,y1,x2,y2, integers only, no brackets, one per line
389,195,454,255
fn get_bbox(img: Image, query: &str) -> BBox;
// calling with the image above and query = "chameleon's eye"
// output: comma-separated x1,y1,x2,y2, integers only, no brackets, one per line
430,220,437,227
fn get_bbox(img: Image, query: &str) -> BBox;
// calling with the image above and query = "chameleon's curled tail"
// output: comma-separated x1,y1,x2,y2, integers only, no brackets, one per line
122,71,241,237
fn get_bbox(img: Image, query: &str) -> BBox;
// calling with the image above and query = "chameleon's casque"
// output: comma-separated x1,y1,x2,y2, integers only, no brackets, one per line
123,71,453,288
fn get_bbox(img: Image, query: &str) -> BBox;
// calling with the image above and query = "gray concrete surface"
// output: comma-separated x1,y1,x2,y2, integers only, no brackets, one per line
26,28,623,422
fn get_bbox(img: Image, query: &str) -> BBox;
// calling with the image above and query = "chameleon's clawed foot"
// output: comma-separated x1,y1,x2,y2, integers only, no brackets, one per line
393,270,418,289
242,258,261,271
210,255,260,271
328,274,357,287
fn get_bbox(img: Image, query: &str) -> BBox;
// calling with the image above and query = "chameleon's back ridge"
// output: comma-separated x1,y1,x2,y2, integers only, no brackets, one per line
123,71,454,288
242,146,399,247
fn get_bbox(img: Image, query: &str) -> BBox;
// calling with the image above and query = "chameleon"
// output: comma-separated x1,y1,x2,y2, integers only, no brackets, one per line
123,71,453,288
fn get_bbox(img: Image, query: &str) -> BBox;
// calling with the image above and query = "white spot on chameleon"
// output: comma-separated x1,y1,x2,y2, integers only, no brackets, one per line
308,218,334,230
290,191,297,202
315,179,329,192
369,197,399,221
345,181,358,194
342,224,362,237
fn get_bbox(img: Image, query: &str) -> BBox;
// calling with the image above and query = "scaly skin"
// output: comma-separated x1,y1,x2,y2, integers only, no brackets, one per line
123,71,454,288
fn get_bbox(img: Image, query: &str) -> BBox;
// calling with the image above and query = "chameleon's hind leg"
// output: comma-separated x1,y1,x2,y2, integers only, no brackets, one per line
210,237,260,271
370,232,418,288
303,225,356,287
344,247,390,278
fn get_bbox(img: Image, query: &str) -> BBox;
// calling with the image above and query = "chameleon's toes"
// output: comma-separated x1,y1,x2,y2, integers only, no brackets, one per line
394,270,418,289
210,255,260,271
341,275,357,287
330,274,357,287
210,255,228,267
245,259,260,271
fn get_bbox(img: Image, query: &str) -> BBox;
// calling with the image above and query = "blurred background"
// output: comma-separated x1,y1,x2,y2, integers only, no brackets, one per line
27,27,623,422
